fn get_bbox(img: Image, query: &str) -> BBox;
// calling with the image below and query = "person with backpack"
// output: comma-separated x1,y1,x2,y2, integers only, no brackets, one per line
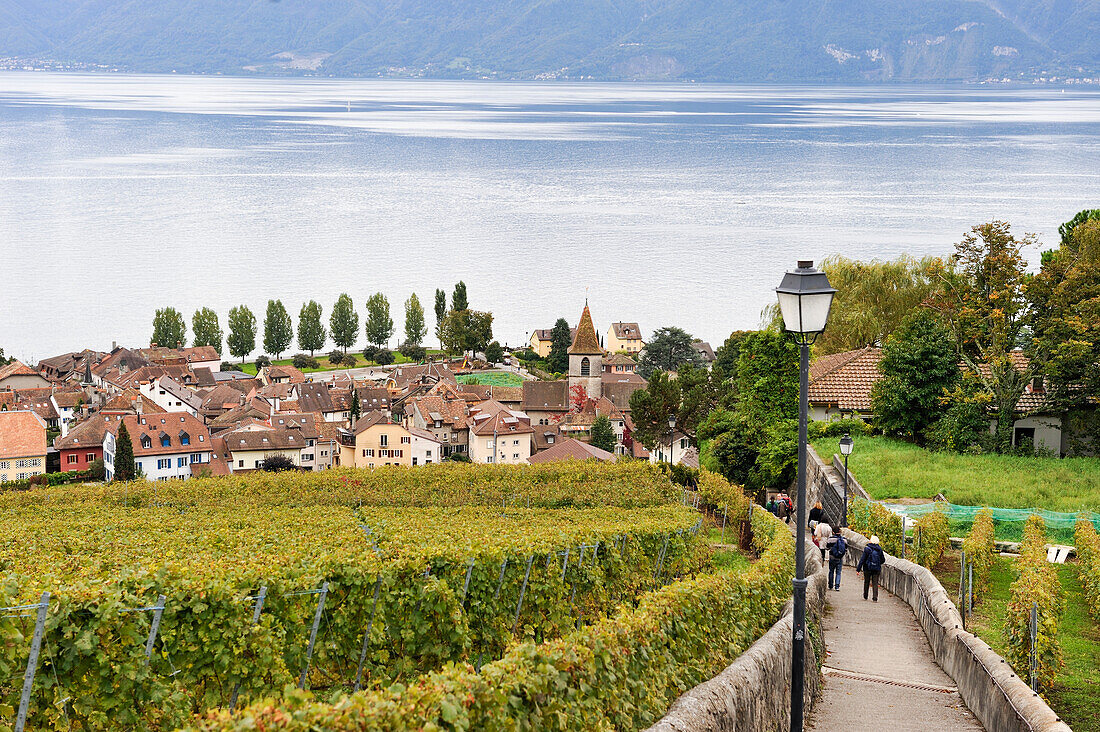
767,496,779,516
775,495,790,523
826,532,846,591
856,535,886,601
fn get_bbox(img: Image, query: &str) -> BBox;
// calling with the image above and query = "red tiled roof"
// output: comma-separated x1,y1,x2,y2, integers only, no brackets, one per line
0,360,42,381
0,411,47,458
111,413,211,457
808,347,883,411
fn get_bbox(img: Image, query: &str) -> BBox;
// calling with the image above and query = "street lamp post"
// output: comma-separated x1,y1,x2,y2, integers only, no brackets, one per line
775,260,836,732
839,432,853,528
667,414,677,465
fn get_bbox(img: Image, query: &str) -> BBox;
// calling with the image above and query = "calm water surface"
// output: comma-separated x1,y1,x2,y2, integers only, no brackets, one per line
2,73,1100,360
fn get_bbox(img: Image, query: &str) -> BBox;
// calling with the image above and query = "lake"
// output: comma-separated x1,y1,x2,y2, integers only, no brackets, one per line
2,73,1100,361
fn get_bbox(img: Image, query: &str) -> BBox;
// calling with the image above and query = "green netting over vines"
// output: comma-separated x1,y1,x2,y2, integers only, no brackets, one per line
882,502,1100,545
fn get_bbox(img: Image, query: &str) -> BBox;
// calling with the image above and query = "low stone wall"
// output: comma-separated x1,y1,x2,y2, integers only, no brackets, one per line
646,537,829,732
841,529,1072,732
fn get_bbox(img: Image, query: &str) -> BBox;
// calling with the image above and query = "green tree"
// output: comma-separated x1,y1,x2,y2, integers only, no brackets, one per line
263,299,293,358
114,422,135,481
330,293,359,354
0,347,8,365
766,254,943,356
452,281,468,312
350,388,361,423
298,300,326,355
629,363,730,450
151,307,186,348
734,330,799,435
404,293,427,347
590,415,616,453
930,221,1037,452
713,330,753,376
227,305,257,363
485,341,504,363
636,326,703,379
191,308,223,354
434,289,447,349
871,309,959,442
548,318,572,374
1058,208,1100,246
365,293,395,348
1029,215,1100,452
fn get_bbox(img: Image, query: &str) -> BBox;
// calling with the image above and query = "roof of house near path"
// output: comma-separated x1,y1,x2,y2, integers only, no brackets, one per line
810,347,1053,415
568,304,604,356
692,341,716,363
0,411,48,458
528,437,615,463
808,347,884,412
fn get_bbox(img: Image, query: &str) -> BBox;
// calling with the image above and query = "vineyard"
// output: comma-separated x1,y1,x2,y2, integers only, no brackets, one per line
0,462,786,731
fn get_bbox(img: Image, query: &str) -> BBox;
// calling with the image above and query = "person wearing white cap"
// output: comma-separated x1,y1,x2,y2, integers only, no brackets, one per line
856,535,886,601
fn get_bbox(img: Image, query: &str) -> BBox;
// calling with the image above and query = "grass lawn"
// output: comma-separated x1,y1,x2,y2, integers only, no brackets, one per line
812,436,1100,513
933,551,1100,731
456,371,525,388
238,353,414,375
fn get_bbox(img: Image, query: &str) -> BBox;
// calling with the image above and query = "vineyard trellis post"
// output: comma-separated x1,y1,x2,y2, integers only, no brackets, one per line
958,550,966,629
15,591,50,732
511,555,534,633
967,564,973,613
230,585,267,712
144,594,167,661
1029,602,1038,691
298,581,330,690
353,576,383,692
721,504,728,543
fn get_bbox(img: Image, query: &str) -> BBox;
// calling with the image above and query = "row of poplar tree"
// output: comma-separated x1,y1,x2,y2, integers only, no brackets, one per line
149,282,483,362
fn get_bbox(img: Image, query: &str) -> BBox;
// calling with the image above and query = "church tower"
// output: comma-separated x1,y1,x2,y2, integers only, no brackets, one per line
568,303,604,400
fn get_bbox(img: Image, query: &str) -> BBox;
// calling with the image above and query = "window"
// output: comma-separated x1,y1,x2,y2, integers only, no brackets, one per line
513,439,519,445
86,453,95,462
177,457,187,467
68,454,78,465
580,357,590,376
681,438,688,450
486,456,494,463
136,461,142,472
180,432,190,446
0,461,8,470
486,439,494,449
547,436,555,444
160,435,171,447
157,458,171,470
141,436,152,449
255,460,261,468
190,453,203,464
307,439,314,447
238,460,245,468
513,453,519,460
401,436,410,444
379,434,388,447
412,457,418,465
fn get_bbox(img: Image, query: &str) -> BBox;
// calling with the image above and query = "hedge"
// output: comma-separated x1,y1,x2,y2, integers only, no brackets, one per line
962,507,996,596
1074,518,1100,622
192,506,794,731
911,504,950,569
1004,515,1064,692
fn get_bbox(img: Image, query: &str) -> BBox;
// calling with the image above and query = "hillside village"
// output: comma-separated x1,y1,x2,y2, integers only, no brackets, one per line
0,304,719,485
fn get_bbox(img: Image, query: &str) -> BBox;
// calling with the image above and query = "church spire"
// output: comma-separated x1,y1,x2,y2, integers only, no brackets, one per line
568,303,603,355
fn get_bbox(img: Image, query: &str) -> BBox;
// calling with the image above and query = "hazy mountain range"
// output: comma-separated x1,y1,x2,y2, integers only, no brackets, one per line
2,0,1099,81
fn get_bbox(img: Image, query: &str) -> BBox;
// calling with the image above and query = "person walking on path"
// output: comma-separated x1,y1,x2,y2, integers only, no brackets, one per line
814,521,833,562
808,501,825,527
825,531,846,591
776,494,790,523
856,535,886,602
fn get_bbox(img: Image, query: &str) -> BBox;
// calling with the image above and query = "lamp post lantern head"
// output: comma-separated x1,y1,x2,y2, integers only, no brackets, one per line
839,432,854,456
668,414,677,431
775,260,837,341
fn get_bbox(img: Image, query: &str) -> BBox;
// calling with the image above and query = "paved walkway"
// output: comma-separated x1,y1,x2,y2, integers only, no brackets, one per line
809,569,983,732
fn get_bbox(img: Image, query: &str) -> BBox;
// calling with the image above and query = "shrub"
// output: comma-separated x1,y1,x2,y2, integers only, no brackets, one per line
911,504,950,569
219,361,243,372
444,452,471,463
254,355,271,369
259,454,297,472
485,341,504,363
292,353,320,370
1074,519,1100,621
808,417,873,440
328,350,344,365
361,345,381,362
342,353,358,368
373,349,394,366
399,342,427,362
962,508,996,594
1004,516,1064,691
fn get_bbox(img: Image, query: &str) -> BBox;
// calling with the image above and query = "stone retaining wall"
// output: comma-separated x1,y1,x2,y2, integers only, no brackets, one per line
841,529,1072,732
647,536,829,732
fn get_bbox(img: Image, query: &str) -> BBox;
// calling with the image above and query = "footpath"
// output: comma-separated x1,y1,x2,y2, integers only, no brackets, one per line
808,568,984,732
